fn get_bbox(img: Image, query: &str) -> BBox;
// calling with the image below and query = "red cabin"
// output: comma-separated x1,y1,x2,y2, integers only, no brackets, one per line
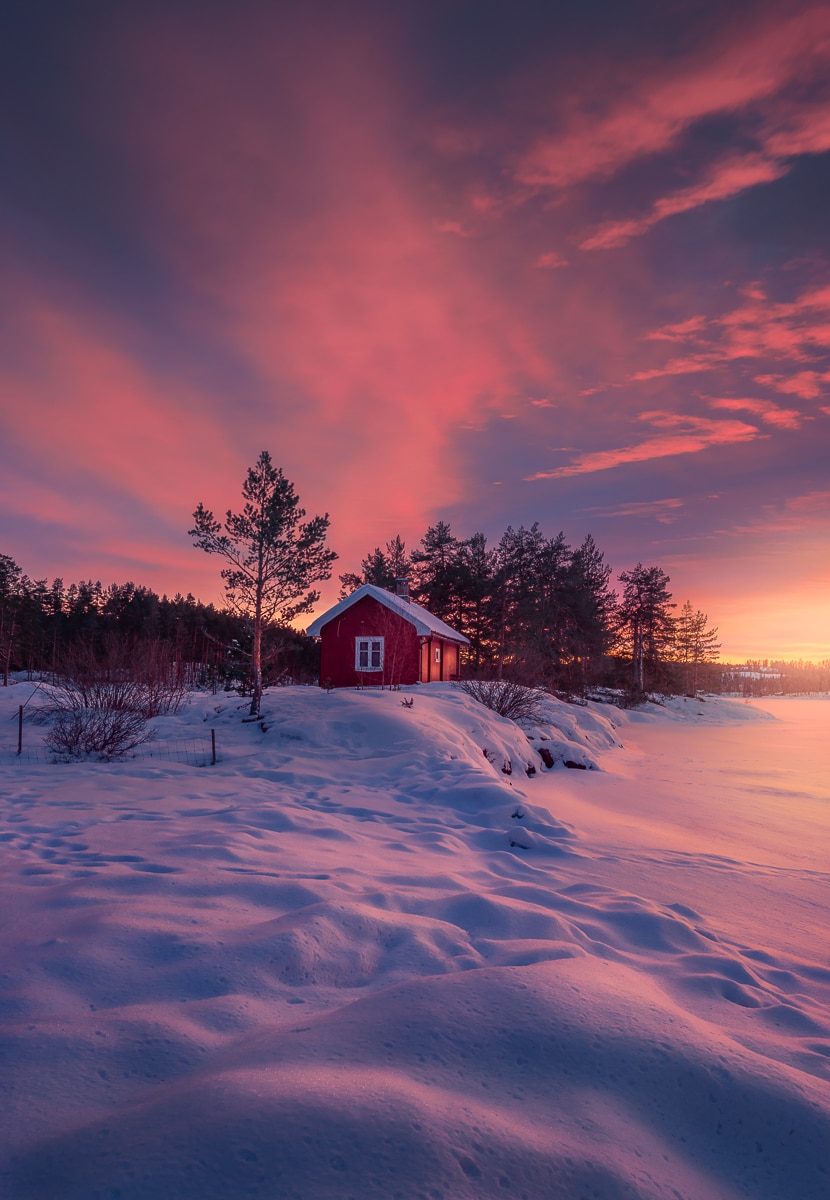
306,583,469,689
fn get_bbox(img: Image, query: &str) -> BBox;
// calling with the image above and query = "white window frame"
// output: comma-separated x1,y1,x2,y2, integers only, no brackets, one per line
355,636,384,672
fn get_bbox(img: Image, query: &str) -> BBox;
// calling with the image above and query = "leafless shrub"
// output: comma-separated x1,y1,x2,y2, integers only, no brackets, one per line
134,640,188,717
46,705,151,761
457,679,547,723
38,636,186,760
45,638,187,718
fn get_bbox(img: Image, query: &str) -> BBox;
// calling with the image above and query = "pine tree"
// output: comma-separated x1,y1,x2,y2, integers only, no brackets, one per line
410,521,462,622
454,532,496,673
559,535,616,692
190,452,336,716
617,563,675,692
673,601,720,693
491,524,569,682
0,555,28,685
338,535,411,599
385,535,411,584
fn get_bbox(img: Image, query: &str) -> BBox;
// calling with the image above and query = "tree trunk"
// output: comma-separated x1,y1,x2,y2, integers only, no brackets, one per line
2,613,16,687
632,623,644,691
250,618,263,716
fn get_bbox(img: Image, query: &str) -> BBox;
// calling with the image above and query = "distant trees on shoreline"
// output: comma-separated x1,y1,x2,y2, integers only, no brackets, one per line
720,660,830,696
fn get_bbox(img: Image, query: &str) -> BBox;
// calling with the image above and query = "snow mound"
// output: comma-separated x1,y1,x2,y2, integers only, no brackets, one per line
1,681,828,1200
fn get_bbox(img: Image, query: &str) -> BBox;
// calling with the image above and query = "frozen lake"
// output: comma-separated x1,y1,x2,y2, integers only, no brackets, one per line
541,695,830,963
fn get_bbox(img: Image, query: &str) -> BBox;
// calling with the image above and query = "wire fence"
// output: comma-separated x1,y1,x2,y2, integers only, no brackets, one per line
0,735,217,767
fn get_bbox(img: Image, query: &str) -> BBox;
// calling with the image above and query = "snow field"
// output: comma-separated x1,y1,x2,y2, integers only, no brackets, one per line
0,683,828,1199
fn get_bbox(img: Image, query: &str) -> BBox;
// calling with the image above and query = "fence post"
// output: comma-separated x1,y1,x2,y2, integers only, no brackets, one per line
18,705,23,755
211,728,216,765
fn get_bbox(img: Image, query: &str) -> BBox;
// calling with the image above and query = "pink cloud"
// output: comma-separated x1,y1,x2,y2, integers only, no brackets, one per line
644,316,708,342
714,284,830,361
1,298,240,515
631,354,719,382
708,397,805,430
763,98,830,159
73,12,566,581
635,282,830,382
728,489,830,536
527,412,760,480
579,88,830,249
517,7,830,191
580,153,788,250
536,251,568,269
435,220,474,237
0,287,246,599
754,370,830,399
582,497,685,523
785,489,830,514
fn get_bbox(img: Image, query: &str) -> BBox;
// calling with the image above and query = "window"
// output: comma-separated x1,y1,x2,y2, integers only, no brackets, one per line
356,637,384,671
434,646,441,663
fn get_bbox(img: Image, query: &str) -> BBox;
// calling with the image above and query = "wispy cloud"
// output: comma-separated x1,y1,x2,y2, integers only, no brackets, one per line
435,219,474,237
708,397,805,429
582,497,685,523
716,283,830,360
631,355,719,382
635,282,830,382
536,251,568,269
498,6,830,251
644,316,708,342
580,90,830,249
755,370,830,400
527,412,760,480
580,153,788,250
518,6,830,192
729,489,830,535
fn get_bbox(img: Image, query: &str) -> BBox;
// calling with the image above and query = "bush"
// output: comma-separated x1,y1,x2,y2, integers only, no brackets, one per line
36,637,185,760
457,679,546,723
46,705,151,761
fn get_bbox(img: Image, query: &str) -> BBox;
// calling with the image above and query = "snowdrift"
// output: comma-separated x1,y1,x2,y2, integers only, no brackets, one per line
1,682,827,1199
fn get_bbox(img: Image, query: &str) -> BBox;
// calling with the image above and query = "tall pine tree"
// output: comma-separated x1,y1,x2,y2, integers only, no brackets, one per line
190,452,336,716
617,563,675,692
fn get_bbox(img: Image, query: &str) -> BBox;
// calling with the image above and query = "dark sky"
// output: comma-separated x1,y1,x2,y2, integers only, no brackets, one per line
2,0,829,657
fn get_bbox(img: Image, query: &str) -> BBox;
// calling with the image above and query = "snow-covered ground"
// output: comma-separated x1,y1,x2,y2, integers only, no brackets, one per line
0,681,827,1199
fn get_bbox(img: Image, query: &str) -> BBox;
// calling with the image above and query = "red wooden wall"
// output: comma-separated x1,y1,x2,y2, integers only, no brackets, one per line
319,595,421,688
318,595,463,687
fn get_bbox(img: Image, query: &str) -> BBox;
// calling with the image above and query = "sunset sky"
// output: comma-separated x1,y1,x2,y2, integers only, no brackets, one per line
2,0,829,662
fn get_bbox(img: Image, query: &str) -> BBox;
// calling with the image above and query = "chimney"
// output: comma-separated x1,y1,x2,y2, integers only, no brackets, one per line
395,577,410,601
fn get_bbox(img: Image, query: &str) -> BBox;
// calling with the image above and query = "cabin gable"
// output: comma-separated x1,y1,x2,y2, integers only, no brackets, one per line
318,595,421,689
309,583,469,688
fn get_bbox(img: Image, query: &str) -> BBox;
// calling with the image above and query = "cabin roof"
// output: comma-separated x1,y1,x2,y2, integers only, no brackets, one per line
306,583,470,644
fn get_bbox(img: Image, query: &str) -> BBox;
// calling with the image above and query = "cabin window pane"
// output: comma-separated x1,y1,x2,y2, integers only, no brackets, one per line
434,647,440,663
356,637,384,671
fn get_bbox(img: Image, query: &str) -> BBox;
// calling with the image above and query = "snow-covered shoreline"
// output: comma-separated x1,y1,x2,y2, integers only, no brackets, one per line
1,682,828,1199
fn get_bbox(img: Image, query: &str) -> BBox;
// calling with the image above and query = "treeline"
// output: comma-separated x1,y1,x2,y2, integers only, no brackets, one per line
7,519,824,699
339,522,721,696
0,555,318,690
721,659,830,696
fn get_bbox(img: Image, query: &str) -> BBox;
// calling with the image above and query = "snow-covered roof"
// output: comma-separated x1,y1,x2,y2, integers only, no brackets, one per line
306,583,470,644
